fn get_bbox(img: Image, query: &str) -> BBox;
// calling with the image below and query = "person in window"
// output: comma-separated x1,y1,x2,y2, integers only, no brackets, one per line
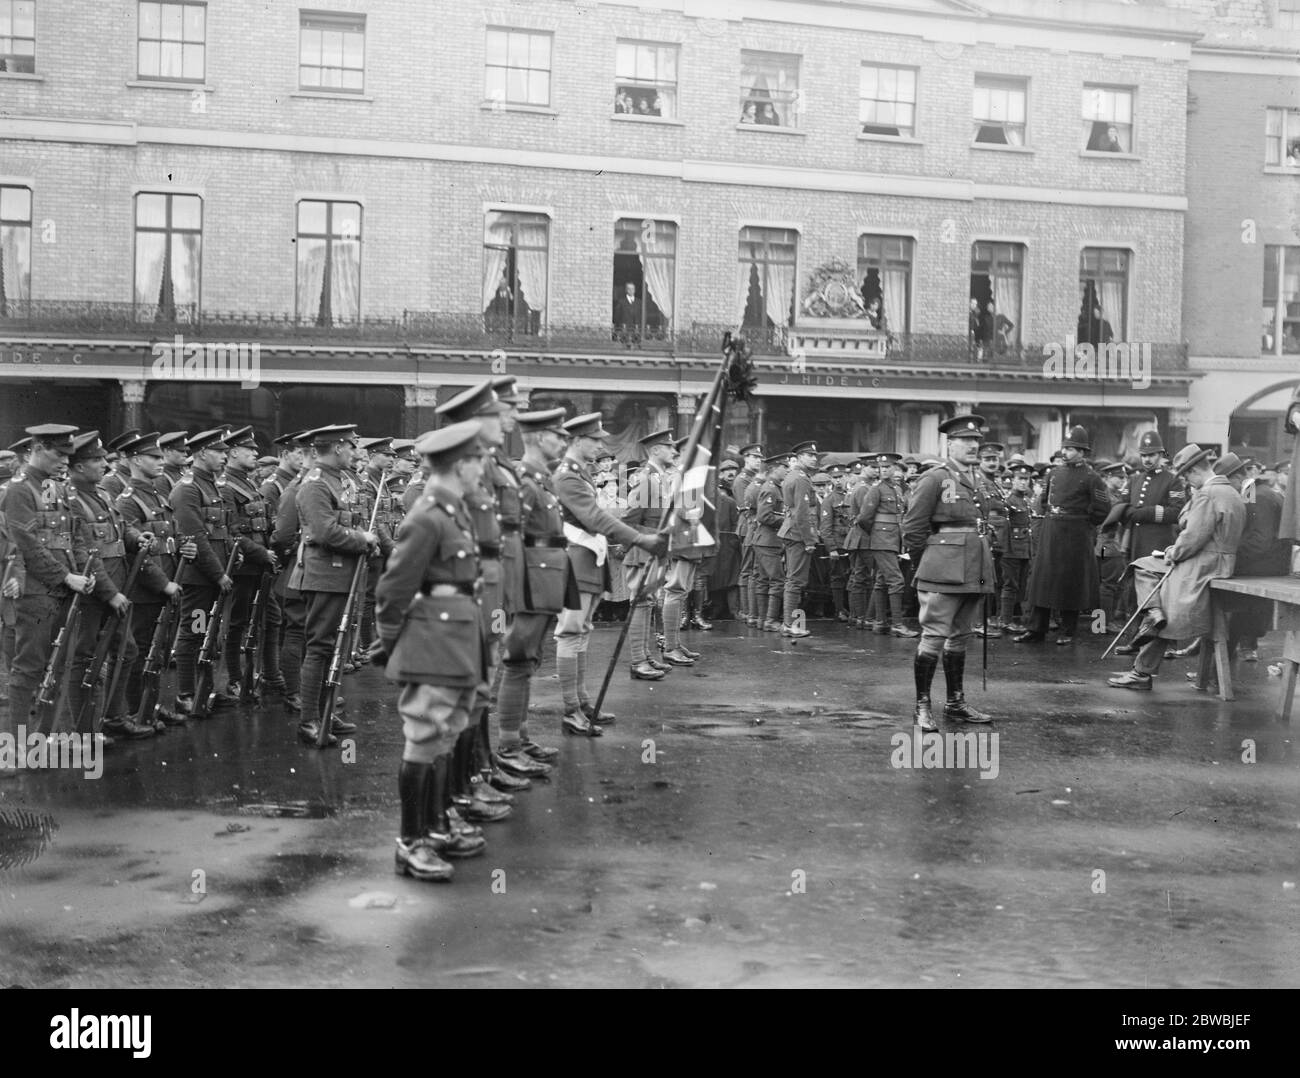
988,302,1015,354
1287,139,1300,166
636,96,652,116
758,102,780,126
741,101,758,124
613,281,642,347
1087,123,1124,152
969,298,985,361
651,92,664,117
1078,303,1114,347
865,296,885,332
615,89,633,114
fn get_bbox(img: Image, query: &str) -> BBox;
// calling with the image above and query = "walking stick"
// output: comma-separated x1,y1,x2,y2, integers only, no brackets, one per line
1100,562,1171,660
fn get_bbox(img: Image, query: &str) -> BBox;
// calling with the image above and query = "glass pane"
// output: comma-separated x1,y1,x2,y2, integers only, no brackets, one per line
0,186,31,220
1115,92,1132,123
898,103,914,128
879,67,896,98
899,68,915,99
333,203,361,238
1008,91,1025,123
161,3,181,41
134,233,166,305
301,65,320,87
184,4,204,41
507,32,528,67
657,88,676,118
615,42,633,79
172,194,201,230
973,86,987,118
530,33,550,69
298,200,327,234
15,2,34,36
529,70,548,105
320,67,341,88
300,28,320,63
343,32,363,68
182,42,202,79
159,40,181,77
136,192,168,228
485,30,507,67
171,232,200,304
1266,109,1282,135
0,11,10,36
296,236,326,317
507,68,526,102
485,67,505,100
860,66,877,99
636,45,654,80
138,40,159,76
322,31,343,68
342,68,362,90
661,47,676,82
140,3,160,39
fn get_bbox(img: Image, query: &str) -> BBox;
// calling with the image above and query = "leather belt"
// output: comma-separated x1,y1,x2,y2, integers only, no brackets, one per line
1048,510,1089,520
499,524,521,533
479,544,501,558
425,582,478,598
936,525,979,533
874,513,901,523
523,536,566,548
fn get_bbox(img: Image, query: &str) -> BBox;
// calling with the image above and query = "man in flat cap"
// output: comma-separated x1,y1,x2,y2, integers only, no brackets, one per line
623,428,675,679
553,413,667,735
777,441,820,638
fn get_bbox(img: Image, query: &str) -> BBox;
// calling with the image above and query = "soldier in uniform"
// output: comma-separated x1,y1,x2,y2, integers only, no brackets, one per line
115,432,193,729
844,455,875,629
270,430,317,716
292,425,374,746
220,426,279,698
553,413,667,736
859,452,918,637
0,451,19,714
375,420,491,882
99,431,141,499
257,431,307,698
624,428,675,679
496,408,568,766
713,455,742,619
659,435,707,661
732,442,764,625
0,425,94,741
998,463,1036,633
752,452,789,633
1095,460,1129,629
900,414,998,731
355,437,398,658
155,432,190,498
1013,426,1111,646
975,442,1008,637
822,465,851,622
777,441,819,638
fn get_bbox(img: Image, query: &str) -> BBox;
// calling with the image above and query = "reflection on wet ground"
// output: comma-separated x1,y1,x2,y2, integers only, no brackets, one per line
1,621,1297,987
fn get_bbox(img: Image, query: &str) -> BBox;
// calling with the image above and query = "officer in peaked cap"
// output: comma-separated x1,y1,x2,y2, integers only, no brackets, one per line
900,414,998,731
751,451,791,632
387,438,418,506
973,442,1009,636
100,429,142,498
671,435,715,636
733,442,766,625
375,420,489,881
998,461,1037,634
491,375,522,404
857,451,917,638
624,427,676,680
154,431,191,498
435,381,537,808
356,438,400,668
776,440,820,638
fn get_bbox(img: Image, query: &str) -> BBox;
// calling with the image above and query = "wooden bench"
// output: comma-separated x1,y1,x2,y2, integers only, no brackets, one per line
1203,576,1300,722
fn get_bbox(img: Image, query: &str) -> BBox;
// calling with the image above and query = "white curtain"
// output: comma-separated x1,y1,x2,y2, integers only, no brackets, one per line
880,269,907,334
919,412,940,458
1003,125,1024,146
1099,279,1124,340
737,260,753,324
482,222,512,312
1024,409,1062,463
297,239,327,322
514,223,548,318
641,253,673,326
171,232,201,310
330,239,360,322
763,260,794,327
134,233,166,308
0,225,30,307
993,274,1020,347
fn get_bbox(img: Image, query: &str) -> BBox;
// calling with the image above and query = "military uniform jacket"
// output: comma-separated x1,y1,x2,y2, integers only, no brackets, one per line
0,464,93,598
116,479,183,601
857,479,906,553
222,465,275,577
553,452,641,596
843,481,875,550
485,450,523,610
516,451,567,614
733,470,760,545
778,466,818,546
753,479,785,548
155,464,186,500
822,490,850,550
901,459,996,595
170,466,232,587
376,484,488,688
1000,490,1034,559
69,477,166,602
260,469,296,543
360,466,399,559
622,461,669,569
100,464,131,500
292,463,371,593
978,472,1008,554
402,469,429,512
1124,466,1185,559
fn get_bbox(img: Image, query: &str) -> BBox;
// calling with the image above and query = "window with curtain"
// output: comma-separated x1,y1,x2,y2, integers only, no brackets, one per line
484,210,549,336
1082,85,1133,152
857,234,912,334
296,200,361,326
612,218,675,342
134,192,201,323
614,40,677,118
0,1,35,73
137,1,205,82
973,76,1026,145
739,51,799,127
1265,107,1300,167
485,27,551,107
1078,248,1128,345
300,11,364,92
1262,245,1300,354
859,64,916,138
969,242,1023,353
739,226,797,333
0,184,31,316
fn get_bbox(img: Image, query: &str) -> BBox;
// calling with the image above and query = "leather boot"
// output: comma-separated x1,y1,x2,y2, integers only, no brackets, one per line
866,589,882,631
889,593,918,637
557,653,580,715
913,651,939,732
942,651,992,723
913,697,937,732
427,755,486,858
395,761,453,881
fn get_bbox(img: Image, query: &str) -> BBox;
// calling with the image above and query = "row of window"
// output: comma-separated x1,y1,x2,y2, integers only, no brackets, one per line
3,1,1297,167
0,186,1143,348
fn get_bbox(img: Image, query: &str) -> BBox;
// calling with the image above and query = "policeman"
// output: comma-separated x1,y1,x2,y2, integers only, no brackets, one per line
777,440,819,638
220,426,278,698
859,452,918,637
155,432,190,498
998,463,1036,633
900,414,998,731
99,430,141,498
270,429,317,717
975,442,1008,637
292,424,374,746
170,428,237,717
753,452,789,632
375,420,491,882
496,407,568,765
0,425,93,737
553,413,666,735
115,432,192,729
624,428,674,679
732,442,764,625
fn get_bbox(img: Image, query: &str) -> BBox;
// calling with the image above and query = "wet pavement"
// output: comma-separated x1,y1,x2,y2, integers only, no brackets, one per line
1,619,1298,988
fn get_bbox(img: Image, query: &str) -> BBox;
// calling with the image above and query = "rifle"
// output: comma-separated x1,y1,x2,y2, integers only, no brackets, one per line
317,490,383,747
348,469,389,667
33,549,97,735
74,547,148,734
239,569,271,702
193,544,242,719
133,536,193,726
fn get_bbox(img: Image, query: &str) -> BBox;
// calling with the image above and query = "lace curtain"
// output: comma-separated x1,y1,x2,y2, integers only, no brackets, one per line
880,268,907,334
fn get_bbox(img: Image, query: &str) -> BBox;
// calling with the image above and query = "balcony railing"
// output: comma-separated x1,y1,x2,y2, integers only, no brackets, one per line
0,301,1189,371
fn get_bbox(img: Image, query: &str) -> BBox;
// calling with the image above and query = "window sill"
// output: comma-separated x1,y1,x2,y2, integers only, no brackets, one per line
127,79,213,92
611,113,685,128
857,132,922,146
291,90,374,102
480,101,558,117
735,123,805,136
0,71,43,82
970,141,1033,153
1080,150,1140,161
1263,165,1300,175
